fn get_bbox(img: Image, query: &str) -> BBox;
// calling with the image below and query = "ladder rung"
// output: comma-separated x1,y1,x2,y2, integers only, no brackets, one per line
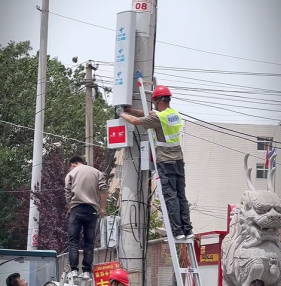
174,238,194,244
163,238,194,244
143,80,154,84
144,90,153,94
180,268,198,274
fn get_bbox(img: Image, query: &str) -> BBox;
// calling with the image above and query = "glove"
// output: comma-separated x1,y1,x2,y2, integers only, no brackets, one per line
116,106,124,117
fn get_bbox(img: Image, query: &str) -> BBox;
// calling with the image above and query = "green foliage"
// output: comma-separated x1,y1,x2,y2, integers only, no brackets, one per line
0,41,114,248
148,199,164,240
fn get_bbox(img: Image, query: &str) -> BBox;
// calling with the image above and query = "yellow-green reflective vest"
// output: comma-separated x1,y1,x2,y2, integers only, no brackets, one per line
155,108,182,147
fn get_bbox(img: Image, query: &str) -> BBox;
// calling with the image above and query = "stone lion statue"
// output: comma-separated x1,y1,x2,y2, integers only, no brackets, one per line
222,153,281,286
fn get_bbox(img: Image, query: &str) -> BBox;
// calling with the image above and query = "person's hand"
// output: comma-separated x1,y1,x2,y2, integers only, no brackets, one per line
66,204,71,214
99,208,106,218
116,106,124,117
124,106,132,113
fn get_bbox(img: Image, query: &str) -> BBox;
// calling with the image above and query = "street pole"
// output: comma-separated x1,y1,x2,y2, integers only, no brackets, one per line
27,0,49,250
85,62,94,167
119,1,157,285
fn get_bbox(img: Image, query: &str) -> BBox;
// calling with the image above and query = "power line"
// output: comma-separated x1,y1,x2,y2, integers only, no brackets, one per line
180,114,281,150
97,68,281,96
182,131,281,166
180,113,281,145
154,66,281,77
174,96,281,114
169,85,281,96
170,90,281,106
174,96,281,122
157,41,281,66
0,119,103,148
155,72,281,95
96,64,281,96
47,11,281,67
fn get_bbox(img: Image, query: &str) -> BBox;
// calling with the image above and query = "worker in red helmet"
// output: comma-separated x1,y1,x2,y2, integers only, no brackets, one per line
109,269,129,286
116,85,193,240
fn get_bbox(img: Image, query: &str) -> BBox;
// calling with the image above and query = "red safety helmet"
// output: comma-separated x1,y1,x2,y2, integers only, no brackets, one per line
151,85,172,100
109,269,129,286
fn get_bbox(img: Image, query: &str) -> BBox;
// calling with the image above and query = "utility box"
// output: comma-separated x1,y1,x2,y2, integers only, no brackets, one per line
140,141,154,170
106,216,120,248
112,11,136,106
107,118,134,149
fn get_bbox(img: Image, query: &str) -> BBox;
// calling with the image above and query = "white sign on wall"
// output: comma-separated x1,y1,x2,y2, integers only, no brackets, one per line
112,11,136,106
132,0,153,14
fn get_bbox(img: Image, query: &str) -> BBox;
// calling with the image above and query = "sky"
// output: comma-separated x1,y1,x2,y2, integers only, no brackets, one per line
1,0,281,125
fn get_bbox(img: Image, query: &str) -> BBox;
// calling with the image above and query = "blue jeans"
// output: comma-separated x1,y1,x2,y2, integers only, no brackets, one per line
68,204,97,272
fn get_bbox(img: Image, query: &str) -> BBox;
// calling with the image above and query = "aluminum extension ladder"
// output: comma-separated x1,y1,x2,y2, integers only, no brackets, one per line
136,71,203,286
58,264,95,286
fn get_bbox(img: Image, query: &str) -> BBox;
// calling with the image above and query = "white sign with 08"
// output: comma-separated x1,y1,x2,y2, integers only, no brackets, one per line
132,0,152,14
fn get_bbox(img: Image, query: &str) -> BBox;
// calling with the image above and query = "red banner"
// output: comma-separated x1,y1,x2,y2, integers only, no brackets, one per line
93,261,121,286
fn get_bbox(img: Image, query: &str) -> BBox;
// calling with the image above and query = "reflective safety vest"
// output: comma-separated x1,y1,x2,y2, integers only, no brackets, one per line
155,108,182,147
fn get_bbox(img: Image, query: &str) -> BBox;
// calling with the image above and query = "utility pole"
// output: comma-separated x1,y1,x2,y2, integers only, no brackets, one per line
119,1,157,285
85,62,94,167
27,0,49,250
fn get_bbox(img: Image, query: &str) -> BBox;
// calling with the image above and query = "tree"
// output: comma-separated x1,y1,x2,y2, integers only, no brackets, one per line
0,41,114,249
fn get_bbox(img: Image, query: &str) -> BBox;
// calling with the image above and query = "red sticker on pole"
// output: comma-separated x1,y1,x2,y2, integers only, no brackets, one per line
31,227,38,247
108,126,126,144
132,0,152,14
93,262,121,286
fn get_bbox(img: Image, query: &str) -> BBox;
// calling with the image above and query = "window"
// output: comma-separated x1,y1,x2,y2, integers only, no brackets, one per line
256,163,268,179
257,137,273,151
115,165,122,179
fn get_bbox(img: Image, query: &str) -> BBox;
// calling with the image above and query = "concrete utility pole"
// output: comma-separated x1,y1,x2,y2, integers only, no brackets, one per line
27,0,49,250
119,1,157,285
85,62,94,167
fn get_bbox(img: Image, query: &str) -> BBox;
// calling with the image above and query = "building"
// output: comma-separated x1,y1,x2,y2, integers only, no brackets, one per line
182,121,281,233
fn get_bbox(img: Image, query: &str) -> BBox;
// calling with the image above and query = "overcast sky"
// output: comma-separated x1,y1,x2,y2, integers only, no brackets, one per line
1,0,281,125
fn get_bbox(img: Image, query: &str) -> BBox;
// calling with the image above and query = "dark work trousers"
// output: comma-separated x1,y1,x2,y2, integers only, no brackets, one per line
157,160,192,237
68,204,97,273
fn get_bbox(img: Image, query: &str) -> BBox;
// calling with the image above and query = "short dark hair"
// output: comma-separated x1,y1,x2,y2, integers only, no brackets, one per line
69,156,84,165
6,273,20,286
43,282,56,286
250,280,265,286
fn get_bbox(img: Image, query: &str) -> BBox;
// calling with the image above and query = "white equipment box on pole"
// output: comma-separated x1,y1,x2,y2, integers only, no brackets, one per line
140,141,154,171
136,71,203,286
112,11,136,106
107,118,134,149
106,216,120,248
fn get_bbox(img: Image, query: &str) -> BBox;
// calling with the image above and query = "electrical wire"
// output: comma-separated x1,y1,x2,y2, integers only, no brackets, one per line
180,113,281,145
182,130,281,166
171,90,281,106
155,66,281,77
0,119,103,148
155,72,281,95
173,97,281,122
180,116,281,150
46,11,281,67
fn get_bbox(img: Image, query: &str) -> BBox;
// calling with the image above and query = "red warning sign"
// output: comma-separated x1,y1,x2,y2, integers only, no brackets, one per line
108,126,126,144
93,261,121,286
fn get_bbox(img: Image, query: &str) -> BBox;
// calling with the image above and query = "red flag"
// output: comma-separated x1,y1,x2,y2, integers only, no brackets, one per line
265,145,269,168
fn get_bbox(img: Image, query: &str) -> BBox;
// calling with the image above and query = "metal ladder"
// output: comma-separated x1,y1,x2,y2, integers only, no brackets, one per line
136,71,202,286
58,264,95,286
